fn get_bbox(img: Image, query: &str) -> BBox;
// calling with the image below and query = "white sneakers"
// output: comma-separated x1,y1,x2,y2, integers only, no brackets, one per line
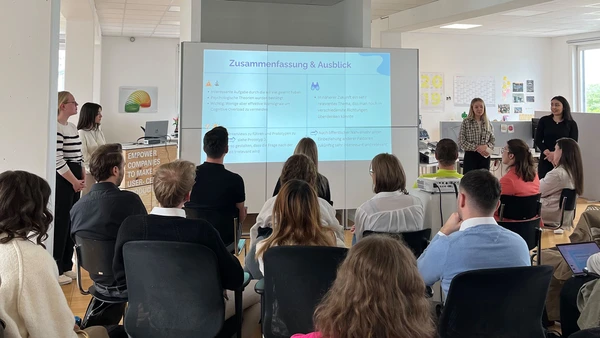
58,274,72,285
59,271,77,285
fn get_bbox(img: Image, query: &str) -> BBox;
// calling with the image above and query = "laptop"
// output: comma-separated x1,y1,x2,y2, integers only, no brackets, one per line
557,242,600,276
145,121,168,141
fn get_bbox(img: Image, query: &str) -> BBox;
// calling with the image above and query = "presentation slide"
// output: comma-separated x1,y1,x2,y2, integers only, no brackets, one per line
201,49,391,163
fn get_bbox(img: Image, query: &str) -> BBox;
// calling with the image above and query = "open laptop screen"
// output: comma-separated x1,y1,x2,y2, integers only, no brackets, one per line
557,242,600,275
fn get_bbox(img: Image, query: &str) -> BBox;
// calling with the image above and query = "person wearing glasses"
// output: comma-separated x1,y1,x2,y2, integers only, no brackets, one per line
55,91,85,286
351,153,424,244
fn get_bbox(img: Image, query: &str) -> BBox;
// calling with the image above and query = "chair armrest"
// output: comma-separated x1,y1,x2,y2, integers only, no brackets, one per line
243,272,251,288
425,286,434,298
74,245,89,296
254,279,264,295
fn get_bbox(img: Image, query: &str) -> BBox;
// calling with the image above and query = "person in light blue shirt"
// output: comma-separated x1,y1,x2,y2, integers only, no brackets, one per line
417,169,530,297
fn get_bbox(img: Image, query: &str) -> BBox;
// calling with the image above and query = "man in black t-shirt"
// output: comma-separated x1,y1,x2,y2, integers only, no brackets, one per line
187,126,247,223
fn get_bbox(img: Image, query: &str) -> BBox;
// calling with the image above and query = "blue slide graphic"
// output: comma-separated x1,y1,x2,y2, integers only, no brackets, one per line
201,49,391,163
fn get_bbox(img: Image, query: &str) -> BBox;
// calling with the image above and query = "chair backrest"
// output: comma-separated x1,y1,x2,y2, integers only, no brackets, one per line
438,266,553,338
184,207,239,250
74,235,117,277
497,219,542,251
569,327,600,338
262,246,348,338
123,241,224,338
362,229,432,257
499,194,541,220
560,189,577,211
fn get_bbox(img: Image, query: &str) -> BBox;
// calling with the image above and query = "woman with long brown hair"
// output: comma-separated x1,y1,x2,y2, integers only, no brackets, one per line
0,171,108,338
292,235,435,338
499,138,540,197
540,137,584,227
459,98,495,174
256,179,343,274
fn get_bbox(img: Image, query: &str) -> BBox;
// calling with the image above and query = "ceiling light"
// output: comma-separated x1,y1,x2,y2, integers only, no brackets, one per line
168,6,181,12
501,10,548,17
584,3,600,8
440,24,482,30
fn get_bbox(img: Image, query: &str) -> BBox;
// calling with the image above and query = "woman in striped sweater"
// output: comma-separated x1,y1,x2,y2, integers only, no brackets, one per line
55,91,86,285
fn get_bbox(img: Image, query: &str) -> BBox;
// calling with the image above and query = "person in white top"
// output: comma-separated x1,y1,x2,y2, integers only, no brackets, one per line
77,102,106,195
256,179,346,274
0,170,109,338
246,154,344,279
55,91,86,285
540,137,584,227
352,153,424,243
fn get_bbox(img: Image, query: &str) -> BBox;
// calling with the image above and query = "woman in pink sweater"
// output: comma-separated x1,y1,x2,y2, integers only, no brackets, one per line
500,139,540,197
291,235,435,338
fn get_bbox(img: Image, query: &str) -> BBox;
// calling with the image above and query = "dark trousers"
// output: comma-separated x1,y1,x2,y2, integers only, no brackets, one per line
54,162,82,275
463,151,491,174
538,157,554,180
83,299,127,328
560,275,598,337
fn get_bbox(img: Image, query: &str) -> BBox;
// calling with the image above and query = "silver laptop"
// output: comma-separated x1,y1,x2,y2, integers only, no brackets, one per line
145,121,168,140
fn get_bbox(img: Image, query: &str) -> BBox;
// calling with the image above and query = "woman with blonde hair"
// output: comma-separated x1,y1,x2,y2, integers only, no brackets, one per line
292,235,435,338
273,137,332,205
353,153,423,243
459,98,495,174
256,179,344,274
55,91,86,285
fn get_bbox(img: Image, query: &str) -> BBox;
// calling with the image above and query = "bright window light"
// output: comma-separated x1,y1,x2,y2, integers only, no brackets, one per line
440,24,482,30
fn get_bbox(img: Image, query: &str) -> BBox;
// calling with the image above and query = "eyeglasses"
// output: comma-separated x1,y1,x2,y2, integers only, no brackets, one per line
65,101,78,106
501,147,512,154
369,167,373,175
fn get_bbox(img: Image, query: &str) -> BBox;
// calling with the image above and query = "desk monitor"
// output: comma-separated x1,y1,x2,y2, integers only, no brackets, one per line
557,242,600,276
145,121,168,140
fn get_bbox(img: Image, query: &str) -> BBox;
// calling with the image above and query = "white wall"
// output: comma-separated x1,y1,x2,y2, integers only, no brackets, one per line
100,37,179,143
396,32,553,140
551,31,600,110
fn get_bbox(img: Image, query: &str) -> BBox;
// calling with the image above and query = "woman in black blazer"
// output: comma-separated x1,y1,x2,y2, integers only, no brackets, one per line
535,96,579,179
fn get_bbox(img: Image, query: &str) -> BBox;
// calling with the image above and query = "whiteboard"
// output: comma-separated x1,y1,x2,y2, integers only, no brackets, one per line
180,42,419,211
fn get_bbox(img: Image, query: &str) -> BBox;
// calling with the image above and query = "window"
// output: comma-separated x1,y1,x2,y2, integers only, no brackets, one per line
578,45,600,113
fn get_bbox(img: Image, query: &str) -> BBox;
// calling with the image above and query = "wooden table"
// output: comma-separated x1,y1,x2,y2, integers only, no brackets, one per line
120,142,178,211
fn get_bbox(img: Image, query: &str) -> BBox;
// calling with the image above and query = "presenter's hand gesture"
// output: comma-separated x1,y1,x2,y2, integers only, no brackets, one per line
440,212,462,236
545,151,555,163
72,180,85,193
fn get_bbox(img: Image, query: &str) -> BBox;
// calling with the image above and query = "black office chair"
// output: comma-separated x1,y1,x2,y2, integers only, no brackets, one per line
184,207,245,256
569,327,600,337
438,266,553,338
255,246,348,338
0,318,5,338
363,229,432,257
498,219,543,265
545,189,578,230
74,236,128,328
498,194,541,221
123,241,247,338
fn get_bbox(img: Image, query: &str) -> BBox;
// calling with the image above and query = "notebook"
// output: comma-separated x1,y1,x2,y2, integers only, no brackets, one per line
556,242,600,276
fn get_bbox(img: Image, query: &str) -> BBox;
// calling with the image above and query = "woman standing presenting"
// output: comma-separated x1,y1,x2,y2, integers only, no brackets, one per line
55,91,85,285
535,96,578,179
77,102,106,194
459,98,495,174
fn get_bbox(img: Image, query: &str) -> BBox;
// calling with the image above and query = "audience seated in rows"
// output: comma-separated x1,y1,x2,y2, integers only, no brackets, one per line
112,160,260,338
187,126,247,223
540,137,584,227
272,137,332,205
247,154,344,279
353,153,424,243
0,171,109,338
292,235,435,338
417,169,531,296
256,179,345,275
413,138,462,188
561,253,600,337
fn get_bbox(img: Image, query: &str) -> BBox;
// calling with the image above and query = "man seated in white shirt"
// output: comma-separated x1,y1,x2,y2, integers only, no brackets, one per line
245,154,344,279
417,169,530,296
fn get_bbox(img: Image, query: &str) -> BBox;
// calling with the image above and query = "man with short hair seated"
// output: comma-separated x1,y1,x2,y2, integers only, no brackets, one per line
113,161,260,337
417,169,530,296
70,143,147,325
413,138,462,188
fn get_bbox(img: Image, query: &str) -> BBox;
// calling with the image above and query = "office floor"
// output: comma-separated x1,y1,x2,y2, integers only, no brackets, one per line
63,199,599,331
